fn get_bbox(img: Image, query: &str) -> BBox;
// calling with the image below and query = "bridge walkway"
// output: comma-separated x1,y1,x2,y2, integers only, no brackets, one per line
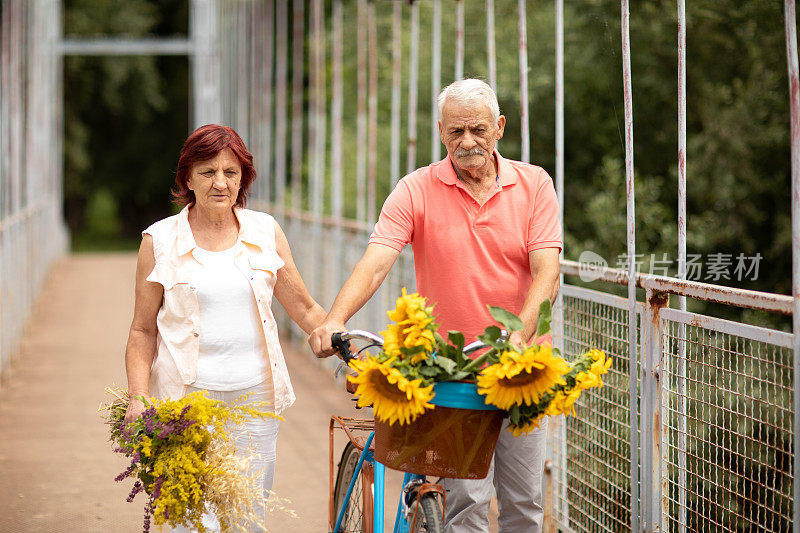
0,254,418,531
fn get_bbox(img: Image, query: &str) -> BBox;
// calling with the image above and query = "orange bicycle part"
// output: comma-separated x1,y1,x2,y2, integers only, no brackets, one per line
329,416,374,531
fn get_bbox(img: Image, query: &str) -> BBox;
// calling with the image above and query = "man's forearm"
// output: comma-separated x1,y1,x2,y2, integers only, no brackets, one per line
517,282,557,341
516,250,561,342
327,258,391,324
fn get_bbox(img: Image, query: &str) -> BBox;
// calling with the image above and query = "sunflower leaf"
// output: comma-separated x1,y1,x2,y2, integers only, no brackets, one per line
447,331,465,351
434,331,446,347
448,371,472,381
479,325,503,345
418,366,440,377
434,357,457,373
487,306,524,333
534,300,552,338
401,345,427,357
448,331,466,365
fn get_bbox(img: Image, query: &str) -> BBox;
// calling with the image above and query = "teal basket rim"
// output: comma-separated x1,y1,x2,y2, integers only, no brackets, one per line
430,381,500,411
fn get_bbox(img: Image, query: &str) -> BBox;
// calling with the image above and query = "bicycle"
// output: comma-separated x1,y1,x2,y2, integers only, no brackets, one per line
327,330,500,533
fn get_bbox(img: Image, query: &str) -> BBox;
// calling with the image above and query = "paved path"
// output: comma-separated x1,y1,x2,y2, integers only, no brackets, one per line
0,254,500,532
0,254,406,532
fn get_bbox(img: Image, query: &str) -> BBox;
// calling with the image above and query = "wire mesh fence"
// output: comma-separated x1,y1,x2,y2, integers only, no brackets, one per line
661,311,794,532
550,285,641,532
549,285,795,532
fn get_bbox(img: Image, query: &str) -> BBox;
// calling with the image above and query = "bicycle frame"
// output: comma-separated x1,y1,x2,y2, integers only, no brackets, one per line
331,428,443,533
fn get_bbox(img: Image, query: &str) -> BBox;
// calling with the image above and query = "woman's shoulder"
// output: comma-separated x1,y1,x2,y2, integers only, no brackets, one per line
142,212,181,239
237,208,279,237
237,208,279,248
237,207,276,226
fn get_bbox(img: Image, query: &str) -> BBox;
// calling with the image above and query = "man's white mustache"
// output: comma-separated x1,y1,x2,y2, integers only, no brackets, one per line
456,148,485,157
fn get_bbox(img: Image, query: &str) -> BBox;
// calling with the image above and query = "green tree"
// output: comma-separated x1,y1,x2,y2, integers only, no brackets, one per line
63,0,189,247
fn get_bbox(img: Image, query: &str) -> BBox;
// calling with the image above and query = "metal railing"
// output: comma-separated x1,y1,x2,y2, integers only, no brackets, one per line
0,0,68,384
207,1,800,530
547,262,795,532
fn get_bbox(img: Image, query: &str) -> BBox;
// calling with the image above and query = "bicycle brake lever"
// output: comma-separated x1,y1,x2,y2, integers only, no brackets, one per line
335,361,348,379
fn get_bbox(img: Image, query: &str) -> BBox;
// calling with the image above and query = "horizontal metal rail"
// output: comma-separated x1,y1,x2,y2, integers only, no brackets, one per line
60,37,193,56
561,283,643,313
252,200,373,234
660,307,794,349
0,200,56,232
561,259,793,315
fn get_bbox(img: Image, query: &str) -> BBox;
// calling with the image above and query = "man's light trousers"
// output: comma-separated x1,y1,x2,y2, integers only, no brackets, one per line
441,418,547,533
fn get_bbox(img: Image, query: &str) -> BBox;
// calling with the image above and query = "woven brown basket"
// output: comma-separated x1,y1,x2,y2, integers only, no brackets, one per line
374,405,504,479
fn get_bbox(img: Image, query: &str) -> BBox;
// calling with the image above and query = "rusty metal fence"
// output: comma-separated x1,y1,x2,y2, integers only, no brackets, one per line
549,285,641,532
547,261,795,532
661,311,793,531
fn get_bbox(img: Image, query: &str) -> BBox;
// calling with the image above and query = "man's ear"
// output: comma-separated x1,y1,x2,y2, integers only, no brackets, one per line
438,120,445,143
496,115,506,140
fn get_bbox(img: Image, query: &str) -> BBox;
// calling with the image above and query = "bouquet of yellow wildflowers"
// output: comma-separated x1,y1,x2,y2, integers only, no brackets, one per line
100,388,284,532
347,289,612,436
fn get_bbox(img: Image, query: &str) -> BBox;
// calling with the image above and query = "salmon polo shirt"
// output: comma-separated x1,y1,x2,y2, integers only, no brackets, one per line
369,151,562,344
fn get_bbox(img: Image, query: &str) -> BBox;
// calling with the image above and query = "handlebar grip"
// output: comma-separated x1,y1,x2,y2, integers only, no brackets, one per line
331,332,354,364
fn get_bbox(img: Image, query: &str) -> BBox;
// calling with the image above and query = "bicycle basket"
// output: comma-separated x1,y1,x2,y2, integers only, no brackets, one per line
374,381,504,479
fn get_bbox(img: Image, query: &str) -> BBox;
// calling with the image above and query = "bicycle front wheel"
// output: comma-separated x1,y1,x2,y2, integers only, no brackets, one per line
409,493,444,533
332,441,374,533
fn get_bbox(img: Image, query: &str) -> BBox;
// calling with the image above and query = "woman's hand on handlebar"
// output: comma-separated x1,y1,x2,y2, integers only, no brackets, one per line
308,320,348,358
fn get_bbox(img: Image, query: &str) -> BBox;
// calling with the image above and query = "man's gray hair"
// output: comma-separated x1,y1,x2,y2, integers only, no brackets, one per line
437,78,501,123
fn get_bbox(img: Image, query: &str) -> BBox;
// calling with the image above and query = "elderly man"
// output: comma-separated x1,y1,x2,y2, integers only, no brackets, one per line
309,78,561,532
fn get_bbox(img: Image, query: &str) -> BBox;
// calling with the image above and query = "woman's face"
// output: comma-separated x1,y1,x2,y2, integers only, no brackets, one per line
187,148,242,213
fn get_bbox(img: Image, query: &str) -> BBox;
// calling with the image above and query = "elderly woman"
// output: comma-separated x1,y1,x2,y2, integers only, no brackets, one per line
124,124,325,528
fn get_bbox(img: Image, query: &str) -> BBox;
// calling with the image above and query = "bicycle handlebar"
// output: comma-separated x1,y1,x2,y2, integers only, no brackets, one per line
331,332,354,364
331,329,506,362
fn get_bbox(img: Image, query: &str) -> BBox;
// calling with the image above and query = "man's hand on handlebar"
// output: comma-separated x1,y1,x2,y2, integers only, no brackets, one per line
308,319,348,358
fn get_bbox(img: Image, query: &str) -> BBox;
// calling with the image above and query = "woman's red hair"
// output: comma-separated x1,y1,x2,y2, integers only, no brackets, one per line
172,124,256,208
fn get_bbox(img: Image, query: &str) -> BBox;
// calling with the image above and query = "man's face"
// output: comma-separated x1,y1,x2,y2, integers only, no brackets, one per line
439,100,505,172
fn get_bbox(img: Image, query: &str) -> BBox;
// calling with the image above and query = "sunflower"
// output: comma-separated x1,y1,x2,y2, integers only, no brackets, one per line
382,288,437,361
382,323,436,363
508,415,546,437
588,349,612,378
347,358,434,425
387,287,434,326
546,388,582,417
477,345,571,410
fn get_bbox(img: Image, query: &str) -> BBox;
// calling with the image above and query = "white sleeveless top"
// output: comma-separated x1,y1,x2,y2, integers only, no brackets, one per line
191,246,270,391
143,205,295,414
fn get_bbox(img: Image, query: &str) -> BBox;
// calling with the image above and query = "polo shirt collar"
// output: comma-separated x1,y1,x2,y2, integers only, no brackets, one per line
175,204,264,261
435,150,518,187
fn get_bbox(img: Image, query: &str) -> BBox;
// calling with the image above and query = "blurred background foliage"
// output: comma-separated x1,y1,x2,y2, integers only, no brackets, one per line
63,0,792,324
64,0,188,250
